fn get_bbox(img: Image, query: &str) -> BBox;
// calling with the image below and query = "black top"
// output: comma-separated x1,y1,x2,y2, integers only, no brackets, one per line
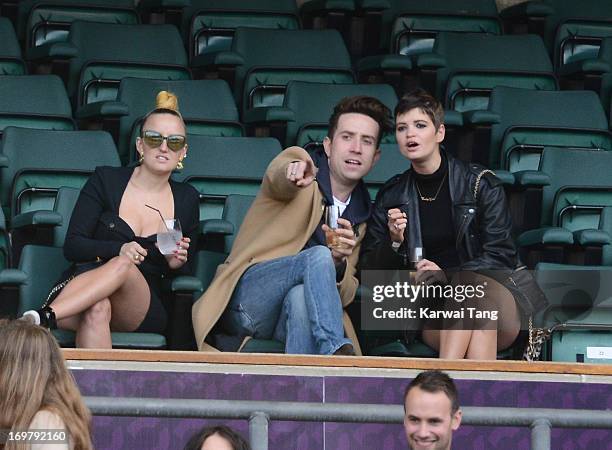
64,165,200,277
413,153,460,269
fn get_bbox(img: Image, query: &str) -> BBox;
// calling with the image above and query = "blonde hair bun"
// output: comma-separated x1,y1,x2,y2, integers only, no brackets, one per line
156,90,179,112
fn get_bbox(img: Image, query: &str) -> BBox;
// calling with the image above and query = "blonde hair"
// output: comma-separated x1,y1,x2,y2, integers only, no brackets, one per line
0,319,92,450
155,90,179,112
139,90,185,136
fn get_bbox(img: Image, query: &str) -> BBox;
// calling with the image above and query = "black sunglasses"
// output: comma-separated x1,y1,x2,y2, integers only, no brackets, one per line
142,130,186,152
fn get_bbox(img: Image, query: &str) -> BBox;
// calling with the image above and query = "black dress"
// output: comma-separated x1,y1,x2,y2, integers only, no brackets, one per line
47,166,200,333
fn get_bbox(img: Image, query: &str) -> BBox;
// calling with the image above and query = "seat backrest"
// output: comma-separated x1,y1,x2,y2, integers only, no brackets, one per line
283,81,397,148
0,17,25,75
172,135,281,220
384,0,500,56
530,0,612,63
18,244,71,314
539,147,612,230
0,205,7,269
487,86,611,170
222,193,256,251
17,0,138,49
431,32,555,112
599,206,612,266
66,21,190,105
0,127,120,221
53,186,81,248
232,28,353,113
183,0,299,58
0,75,74,135
116,78,242,164
363,143,411,199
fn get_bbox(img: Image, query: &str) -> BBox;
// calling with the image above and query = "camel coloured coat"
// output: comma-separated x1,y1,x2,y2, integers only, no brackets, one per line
192,147,366,354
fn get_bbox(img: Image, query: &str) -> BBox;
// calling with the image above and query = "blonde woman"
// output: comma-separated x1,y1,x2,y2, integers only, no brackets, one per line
23,91,200,348
0,318,92,450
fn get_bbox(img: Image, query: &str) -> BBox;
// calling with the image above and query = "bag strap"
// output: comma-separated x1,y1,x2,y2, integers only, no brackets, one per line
473,169,497,201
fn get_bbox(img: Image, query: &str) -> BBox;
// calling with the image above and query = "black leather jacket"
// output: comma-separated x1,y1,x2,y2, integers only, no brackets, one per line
360,152,518,271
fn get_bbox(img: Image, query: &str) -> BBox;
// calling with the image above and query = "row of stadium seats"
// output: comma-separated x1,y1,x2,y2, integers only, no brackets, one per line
3,18,612,131
2,0,612,65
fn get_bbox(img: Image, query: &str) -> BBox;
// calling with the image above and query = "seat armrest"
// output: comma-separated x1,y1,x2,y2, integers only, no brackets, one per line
11,211,63,230
200,219,234,236
500,1,554,19
0,269,28,286
301,0,355,14
518,227,574,246
573,229,611,246
443,110,463,127
170,275,203,293
357,54,413,72
356,0,390,11
26,42,78,62
242,107,296,124
513,170,551,188
75,101,129,120
0,154,8,167
138,0,190,10
492,170,515,186
191,51,245,69
416,53,446,69
464,110,501,125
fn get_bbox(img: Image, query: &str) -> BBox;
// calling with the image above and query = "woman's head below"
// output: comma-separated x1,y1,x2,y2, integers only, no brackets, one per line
136,91,188,172
184,425,251,450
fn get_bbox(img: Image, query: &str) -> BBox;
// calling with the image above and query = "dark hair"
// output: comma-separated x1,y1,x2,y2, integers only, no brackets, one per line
184,425,250,450
394,89,444,130
403,370,459,414
327,95,393,147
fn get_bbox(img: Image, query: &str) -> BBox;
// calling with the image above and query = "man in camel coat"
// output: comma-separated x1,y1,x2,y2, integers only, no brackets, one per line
192,96,392,355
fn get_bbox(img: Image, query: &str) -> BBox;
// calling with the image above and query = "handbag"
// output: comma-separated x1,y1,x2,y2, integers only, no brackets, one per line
473,170,550,361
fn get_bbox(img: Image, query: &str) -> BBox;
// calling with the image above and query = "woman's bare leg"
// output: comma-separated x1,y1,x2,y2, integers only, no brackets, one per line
53,255,152,348
422,329,472,359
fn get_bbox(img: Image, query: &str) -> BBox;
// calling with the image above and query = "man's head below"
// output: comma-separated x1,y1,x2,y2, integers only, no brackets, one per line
323,96,392,192
403,370,462,450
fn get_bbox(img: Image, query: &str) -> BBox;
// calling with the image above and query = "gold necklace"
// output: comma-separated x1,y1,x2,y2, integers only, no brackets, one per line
415,171,448,202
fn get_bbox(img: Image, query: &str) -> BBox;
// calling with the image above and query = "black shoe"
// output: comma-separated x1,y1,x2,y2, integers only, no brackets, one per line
333,343,356,356
23,306,57,329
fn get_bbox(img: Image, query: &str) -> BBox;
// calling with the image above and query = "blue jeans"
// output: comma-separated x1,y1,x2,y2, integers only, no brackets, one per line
222,245,352,355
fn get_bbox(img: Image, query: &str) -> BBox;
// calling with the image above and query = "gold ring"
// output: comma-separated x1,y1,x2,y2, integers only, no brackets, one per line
134,254,139,260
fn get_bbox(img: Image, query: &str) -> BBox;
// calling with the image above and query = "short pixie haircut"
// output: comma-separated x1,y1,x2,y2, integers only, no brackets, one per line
394,89,444,130
327,95,393,148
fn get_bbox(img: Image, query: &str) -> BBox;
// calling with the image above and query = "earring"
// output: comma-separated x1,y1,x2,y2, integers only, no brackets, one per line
176,158,184,170
138,153,144,163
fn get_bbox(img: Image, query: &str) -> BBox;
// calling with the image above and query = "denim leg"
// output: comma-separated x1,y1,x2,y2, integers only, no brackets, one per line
221,245,351,354
299,246,352,355
273,285,316,354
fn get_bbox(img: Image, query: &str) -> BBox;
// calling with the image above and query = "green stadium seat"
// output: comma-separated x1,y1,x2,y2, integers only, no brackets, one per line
197,28,353,117
417,32,556,113
29,21,190,107
0,17,26,75
465,86,611,173
501,0,612,70
172,135,281,221
517,148,612,266
16,245,167,349
0,205,8,269
244,81,397,149
77,77,243,164
0,127,120,225
358,0,500,57
0,75,74,136
534,263,612,363
181,0,300,62
16,0,138,50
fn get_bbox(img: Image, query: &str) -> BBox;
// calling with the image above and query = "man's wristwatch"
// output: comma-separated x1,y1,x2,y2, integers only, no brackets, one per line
391,241,402,250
